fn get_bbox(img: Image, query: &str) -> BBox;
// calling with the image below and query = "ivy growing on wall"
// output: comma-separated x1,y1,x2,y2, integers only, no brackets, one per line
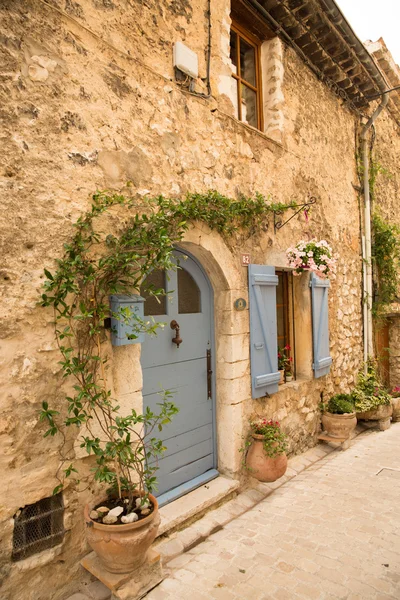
40,189,296,500
372,211,400,318
357,149,398,319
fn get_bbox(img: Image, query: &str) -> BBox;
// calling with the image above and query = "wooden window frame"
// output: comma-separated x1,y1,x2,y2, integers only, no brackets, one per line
230,20,263,131
276,270,296,378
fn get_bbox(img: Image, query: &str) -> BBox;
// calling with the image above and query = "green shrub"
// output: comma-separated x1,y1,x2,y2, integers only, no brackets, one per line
327,394,355,415
352,361,391,413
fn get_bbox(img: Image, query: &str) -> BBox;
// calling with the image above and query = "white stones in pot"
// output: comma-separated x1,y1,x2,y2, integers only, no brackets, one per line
121,512,139,524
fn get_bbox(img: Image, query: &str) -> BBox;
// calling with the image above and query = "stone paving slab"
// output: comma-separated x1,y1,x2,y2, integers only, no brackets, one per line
154,436,337,562
146,425,400,599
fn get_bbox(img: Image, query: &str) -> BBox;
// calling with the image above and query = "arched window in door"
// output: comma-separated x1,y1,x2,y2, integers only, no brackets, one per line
140,270,167,316
178,267,201,314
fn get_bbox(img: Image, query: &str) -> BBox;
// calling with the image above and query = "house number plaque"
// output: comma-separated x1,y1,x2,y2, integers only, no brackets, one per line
234,298,247,311
241,253,251,266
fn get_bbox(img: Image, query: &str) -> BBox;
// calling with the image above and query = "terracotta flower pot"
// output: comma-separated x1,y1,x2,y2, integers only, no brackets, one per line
84,494,160,574
321,412,357,439
391,397,400,422
278,370,285,385
246,434,287,482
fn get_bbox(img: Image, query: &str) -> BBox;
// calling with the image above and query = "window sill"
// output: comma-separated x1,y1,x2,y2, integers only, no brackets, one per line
215,108,287,152
275,377,311,392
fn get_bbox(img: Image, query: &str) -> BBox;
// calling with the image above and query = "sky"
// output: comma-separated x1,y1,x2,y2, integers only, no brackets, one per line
335,0,400,65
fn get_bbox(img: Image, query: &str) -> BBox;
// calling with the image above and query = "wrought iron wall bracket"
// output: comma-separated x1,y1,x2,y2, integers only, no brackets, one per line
274,196,317,233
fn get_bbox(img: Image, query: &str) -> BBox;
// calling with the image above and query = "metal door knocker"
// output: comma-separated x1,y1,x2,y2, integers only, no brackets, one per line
170,320,182,348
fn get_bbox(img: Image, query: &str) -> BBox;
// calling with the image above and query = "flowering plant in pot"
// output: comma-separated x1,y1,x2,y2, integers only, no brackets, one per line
320,394,357,439
243,418,288,482
353,361,392,430
286,239,336,279
278,345,293,383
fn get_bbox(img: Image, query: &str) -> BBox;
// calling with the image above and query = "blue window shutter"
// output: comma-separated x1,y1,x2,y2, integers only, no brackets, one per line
310,273,332,378
248,264,280,398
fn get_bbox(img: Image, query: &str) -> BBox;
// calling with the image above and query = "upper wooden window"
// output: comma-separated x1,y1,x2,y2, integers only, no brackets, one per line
230,22,263,130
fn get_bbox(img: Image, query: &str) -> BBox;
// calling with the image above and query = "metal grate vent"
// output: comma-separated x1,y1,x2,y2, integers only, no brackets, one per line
12,493,65,561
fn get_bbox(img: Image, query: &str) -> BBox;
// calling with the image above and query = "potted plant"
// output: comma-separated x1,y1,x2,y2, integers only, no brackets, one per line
244,418,288,482
353,362,392,431
286,239,337,279
391,385,400,422
285,371,294,382
278,345,292,384
42,392,178,574
320,394,357,439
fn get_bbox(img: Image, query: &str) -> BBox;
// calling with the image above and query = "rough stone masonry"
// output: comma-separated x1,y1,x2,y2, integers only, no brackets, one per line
1,1,400,599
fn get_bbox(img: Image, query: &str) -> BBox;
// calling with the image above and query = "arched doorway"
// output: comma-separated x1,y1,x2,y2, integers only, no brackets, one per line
140,249,217,506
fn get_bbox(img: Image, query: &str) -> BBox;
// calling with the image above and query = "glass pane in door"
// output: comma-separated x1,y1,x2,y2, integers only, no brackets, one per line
140,270,167,316
178,268,201,314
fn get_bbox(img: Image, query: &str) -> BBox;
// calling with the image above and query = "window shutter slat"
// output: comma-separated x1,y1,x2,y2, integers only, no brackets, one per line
249,264,280,398
310,273,332,378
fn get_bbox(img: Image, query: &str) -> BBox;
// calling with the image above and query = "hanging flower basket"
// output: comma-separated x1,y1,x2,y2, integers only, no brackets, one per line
286,239,337,279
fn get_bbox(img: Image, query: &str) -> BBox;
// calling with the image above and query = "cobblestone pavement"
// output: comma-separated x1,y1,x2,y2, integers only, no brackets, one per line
146,424,400,600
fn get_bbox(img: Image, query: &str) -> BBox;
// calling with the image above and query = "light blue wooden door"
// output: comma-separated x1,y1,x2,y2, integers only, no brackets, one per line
140,250,216,502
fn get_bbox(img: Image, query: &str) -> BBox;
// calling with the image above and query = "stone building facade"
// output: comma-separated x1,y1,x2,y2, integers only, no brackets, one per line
1,1,399,599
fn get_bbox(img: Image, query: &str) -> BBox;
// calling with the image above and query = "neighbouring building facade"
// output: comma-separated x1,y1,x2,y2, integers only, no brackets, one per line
1,1,400,598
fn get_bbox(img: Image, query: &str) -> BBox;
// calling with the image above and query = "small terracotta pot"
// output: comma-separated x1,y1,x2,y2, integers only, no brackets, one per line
391,397,400,422
278,370,285,385
246,434,288,482
321,412,357,439
356,404,393,421
84,494,160,574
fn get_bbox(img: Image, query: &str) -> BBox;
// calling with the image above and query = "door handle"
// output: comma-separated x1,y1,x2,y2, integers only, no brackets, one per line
207,349,212,399
170,320,182,348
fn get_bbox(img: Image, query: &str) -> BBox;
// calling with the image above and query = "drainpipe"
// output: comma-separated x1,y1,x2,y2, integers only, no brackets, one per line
361,92,389,362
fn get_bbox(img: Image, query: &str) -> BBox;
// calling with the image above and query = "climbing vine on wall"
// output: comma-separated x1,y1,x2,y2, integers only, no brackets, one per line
40,189,296,501
372,211,400,318
357,150,398,319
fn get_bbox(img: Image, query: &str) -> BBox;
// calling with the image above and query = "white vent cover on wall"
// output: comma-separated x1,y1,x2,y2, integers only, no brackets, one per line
173,41,198,79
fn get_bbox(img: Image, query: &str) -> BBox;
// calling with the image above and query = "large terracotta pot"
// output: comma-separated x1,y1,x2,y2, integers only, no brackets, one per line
84,494,160,574
391,397,400,422
321,411,357,439
246,434,288,482
356,404,393,421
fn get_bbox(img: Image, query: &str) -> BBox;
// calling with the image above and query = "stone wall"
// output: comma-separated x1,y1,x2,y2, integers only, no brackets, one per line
0,1,399,598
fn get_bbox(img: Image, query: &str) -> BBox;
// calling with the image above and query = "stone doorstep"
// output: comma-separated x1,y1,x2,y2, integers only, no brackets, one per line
81,548,162,597
157,475,240,538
